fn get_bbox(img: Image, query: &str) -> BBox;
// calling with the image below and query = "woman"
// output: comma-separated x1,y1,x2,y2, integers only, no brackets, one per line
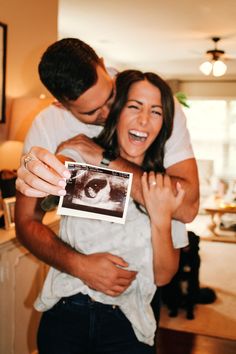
36,70,186,354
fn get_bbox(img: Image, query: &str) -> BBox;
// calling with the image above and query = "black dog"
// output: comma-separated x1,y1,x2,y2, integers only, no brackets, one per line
161,231,216,319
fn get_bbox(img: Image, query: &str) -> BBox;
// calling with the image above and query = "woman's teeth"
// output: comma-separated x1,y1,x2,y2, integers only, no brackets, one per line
129,130,148,142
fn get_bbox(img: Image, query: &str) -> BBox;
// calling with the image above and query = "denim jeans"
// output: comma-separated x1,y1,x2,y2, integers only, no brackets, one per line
37,293,156,354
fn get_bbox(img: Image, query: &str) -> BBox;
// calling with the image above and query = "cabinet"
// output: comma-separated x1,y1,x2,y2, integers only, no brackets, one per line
0,212,59,354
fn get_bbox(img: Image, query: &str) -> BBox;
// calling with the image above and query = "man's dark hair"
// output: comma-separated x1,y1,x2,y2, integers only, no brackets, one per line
96,70,174,173
38,38,100,104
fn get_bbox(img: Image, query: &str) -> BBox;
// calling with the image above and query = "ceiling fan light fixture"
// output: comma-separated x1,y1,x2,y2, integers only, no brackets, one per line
199,37,228,77
199,61,212,75
212,60,227,77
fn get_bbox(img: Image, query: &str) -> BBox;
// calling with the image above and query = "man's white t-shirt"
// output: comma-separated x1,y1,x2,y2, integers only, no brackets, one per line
23,97,194,168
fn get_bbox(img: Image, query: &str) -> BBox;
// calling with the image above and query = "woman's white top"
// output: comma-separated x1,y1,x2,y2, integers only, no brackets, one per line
35,197,188,346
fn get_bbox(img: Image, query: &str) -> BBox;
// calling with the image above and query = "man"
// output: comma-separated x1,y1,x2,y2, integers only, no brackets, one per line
15,38,199,298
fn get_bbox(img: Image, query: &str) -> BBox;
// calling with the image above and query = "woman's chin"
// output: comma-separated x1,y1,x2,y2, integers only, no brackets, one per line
120,150,145,166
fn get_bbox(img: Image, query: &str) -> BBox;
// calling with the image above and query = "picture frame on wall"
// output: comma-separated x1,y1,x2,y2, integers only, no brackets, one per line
0,22,7,123
3,196,16,230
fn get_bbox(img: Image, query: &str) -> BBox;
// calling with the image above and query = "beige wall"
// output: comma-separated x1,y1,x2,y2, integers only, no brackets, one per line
0,0,58,139
179,80,236,98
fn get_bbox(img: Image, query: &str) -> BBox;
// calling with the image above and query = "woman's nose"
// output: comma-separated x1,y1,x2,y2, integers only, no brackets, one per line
138,111,148,126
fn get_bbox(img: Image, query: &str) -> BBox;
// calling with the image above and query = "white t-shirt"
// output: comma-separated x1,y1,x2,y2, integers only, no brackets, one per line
23,98,194,168
164,97,194,167
23,104,102,154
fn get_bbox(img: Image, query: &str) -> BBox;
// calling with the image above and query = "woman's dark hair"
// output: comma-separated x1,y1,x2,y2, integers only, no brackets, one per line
38,38,100,104
95,70,174,173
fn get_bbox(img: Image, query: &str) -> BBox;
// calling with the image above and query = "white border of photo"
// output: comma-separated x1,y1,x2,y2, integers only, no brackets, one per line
57,162,133,224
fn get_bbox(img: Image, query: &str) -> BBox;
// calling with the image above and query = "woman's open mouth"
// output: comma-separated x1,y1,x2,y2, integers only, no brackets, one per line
128,129,148,142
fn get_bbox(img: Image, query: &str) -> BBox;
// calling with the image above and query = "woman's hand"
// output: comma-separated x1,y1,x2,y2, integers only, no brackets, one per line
141,171,185,227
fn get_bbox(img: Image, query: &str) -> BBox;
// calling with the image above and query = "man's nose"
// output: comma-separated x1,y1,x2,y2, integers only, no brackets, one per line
101,104,110,119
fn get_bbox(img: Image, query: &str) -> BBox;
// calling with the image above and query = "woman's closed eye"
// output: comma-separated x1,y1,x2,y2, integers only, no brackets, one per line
127,104,139,110
152,110,162,117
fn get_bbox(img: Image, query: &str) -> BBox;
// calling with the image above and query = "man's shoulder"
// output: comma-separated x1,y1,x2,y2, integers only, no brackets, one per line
36,103,69,118
173,97,185,123
34,103,77,127
33,103,102,138
164,97,194,167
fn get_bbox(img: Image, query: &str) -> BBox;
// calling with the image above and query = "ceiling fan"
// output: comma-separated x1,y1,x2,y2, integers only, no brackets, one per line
199,37,227,77
205,37,225,60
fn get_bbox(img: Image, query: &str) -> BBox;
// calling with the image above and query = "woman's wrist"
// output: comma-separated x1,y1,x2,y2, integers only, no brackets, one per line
151,214,172,232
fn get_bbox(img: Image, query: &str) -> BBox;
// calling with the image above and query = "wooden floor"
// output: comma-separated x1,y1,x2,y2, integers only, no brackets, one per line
157,328,236,354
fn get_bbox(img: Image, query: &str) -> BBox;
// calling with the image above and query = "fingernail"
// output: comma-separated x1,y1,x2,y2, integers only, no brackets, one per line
58,180,66,187
58,190,66,196
63,170,71,178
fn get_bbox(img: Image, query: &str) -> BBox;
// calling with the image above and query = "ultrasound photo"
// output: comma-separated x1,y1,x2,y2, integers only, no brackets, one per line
57,162,133,224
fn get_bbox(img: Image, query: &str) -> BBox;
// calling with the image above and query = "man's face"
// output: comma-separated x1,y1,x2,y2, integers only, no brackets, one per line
66,65,114,125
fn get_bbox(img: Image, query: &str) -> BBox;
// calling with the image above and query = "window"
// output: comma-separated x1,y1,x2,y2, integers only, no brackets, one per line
183,99,236,179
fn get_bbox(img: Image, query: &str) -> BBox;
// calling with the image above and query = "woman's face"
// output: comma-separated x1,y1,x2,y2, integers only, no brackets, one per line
116,80,163,165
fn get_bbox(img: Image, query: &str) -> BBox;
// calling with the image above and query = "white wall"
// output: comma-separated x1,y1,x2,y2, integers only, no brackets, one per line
0,0,58,140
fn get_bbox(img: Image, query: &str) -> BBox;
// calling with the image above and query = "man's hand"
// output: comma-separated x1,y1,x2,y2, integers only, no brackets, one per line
16,147,71,197
79,253,137,297
56,134,103,166
15,191,137,297
16,135,103,198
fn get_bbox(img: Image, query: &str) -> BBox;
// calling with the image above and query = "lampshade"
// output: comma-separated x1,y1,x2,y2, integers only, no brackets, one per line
8,96,54,141
199,59,227,77
212,60,227,77
199,61,212,76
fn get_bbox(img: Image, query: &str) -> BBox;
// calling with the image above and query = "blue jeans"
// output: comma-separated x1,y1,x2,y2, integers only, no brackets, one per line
37,293,155,354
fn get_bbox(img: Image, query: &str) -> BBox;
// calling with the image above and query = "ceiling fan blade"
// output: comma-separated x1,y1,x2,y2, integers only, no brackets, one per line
225,54,236,60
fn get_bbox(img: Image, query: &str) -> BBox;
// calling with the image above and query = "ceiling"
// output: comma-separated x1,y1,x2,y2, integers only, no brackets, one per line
58,0,236,81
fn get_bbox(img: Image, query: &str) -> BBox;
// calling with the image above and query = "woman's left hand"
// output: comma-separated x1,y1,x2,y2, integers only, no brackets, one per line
141,171,185,226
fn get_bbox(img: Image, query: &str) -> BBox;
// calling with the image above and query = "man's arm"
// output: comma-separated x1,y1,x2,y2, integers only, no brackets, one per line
55,134,199,223
112,158,199,223
166,158,199,222
108,158,198,223
15,191,137,297
16,138,199,223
